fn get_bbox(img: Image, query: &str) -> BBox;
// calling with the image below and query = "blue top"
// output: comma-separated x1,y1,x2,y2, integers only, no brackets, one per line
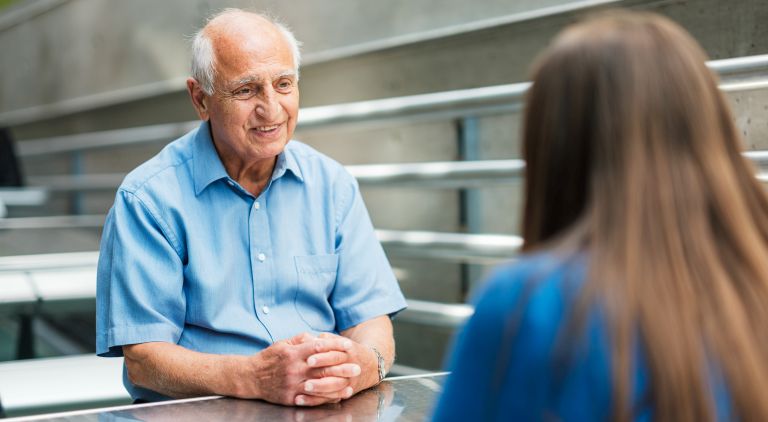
432,254,732,421
96,121,407,401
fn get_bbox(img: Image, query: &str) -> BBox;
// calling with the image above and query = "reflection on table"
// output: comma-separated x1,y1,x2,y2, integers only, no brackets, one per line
23,373,447,422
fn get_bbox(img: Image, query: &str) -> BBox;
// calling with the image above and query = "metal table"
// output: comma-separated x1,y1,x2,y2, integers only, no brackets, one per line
9,373,447,421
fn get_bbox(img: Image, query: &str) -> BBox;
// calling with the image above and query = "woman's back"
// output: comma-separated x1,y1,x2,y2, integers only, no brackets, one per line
432,11,768,420
433,253,733,421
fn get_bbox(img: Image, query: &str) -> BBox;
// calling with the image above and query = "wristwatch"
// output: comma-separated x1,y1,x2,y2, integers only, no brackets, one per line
371,346,386,382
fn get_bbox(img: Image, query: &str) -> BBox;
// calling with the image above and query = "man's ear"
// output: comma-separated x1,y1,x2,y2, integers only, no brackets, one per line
187,78,210,121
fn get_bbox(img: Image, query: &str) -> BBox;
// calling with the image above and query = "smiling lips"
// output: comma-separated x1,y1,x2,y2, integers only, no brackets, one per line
253,124,281,133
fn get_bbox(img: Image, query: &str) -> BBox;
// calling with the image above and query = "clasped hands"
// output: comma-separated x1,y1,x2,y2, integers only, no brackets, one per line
246,332,379,407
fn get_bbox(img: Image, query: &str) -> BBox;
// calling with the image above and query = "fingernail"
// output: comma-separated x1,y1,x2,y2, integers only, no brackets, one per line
296,395,305,406
344,386,353,397
351,364,361,376
307,356,316,366
305,382,314,392
343,340,352,350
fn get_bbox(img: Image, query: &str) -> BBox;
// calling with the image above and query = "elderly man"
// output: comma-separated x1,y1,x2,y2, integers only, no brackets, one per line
96,9,406,407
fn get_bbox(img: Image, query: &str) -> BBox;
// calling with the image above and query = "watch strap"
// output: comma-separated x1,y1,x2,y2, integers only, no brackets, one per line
371,346,386,382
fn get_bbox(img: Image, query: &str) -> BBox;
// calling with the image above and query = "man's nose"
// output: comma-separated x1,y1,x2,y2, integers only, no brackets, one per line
254,88,279,119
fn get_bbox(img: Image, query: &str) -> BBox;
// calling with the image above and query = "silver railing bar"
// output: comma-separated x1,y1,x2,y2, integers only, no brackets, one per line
398,299,474,328
744,150,768,166
296,83,530,129
27,174,125,192
21,149,768,194
0,251,99,272
0,218,523,261
17,121,199,157
26,160,526,192
0,187,49,206
378,229,523,262
0,214,105,230
16,54,768,158
351,159,525,187
708,54,768,77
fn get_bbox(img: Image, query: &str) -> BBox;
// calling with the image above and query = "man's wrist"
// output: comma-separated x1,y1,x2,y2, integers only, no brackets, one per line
370,346,386,383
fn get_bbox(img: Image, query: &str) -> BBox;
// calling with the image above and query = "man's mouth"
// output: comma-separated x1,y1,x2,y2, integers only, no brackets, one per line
253,124,281,133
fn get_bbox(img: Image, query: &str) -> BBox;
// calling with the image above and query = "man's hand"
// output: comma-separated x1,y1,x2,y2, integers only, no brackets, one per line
294,332,379,406
123,333,357,406
122,316,394,407
294,316,395,406
238,332,358,406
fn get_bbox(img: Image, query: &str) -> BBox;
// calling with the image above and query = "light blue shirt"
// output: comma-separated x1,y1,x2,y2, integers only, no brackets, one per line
96,121,407,401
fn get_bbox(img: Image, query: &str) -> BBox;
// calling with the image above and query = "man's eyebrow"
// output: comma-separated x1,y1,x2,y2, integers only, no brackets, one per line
230,71,297,87
230,76,262,87
276,70,297,79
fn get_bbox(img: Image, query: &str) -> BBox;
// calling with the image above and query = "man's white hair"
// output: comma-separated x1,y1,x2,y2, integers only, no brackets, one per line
190,8,302,96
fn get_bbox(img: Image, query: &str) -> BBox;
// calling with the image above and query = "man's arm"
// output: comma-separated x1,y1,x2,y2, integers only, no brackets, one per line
296,315,395,406
123,333,359,406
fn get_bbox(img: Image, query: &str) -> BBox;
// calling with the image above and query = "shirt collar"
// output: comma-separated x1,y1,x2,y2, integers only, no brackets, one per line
193,121,305,195
272,142,304,183
192,121,229,196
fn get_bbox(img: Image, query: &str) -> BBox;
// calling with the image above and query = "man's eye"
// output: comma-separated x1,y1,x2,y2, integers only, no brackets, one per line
234,88,252,96
277,80,293,90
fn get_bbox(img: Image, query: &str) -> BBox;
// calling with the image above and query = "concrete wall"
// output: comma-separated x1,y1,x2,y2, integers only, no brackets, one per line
0,0,596,127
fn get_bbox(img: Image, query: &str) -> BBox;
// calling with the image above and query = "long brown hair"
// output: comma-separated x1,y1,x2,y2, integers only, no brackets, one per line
522,11,768,421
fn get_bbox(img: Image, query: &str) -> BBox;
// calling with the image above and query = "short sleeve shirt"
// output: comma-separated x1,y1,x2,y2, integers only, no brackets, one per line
96,121,407,400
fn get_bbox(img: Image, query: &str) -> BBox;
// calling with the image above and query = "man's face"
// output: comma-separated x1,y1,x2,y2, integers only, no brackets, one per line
203,28,299,162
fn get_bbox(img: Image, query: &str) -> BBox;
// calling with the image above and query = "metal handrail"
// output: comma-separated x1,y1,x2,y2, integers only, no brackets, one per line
0,250,475,330
26,159,526,192
0,251,99,272
708,54,768,77
399,299,474,328
0,216,523,262
21,148,768,194
0,187,48,206
0,214,105,230
16,54,768,158
378,229,522,263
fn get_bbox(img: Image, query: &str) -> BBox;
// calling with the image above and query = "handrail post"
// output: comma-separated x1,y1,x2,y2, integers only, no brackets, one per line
70,151,84,215
458,116,482,300
16,313,35,360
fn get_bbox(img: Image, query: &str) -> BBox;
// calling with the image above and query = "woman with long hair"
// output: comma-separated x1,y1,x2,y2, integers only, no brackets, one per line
433,11,768,421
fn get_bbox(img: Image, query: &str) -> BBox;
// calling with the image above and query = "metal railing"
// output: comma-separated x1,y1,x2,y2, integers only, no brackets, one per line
3,53,768,335
0,250,478,329
0,217,523,264
19,150,768,195
15,54,768,158
23,159,526,193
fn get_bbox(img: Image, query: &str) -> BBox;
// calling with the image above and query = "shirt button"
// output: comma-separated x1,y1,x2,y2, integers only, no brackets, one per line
262,305,270,314
258,253,266,262
254,201,260,210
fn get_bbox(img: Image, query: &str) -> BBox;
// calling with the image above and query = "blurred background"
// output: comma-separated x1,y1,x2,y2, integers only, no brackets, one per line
0,0,767,417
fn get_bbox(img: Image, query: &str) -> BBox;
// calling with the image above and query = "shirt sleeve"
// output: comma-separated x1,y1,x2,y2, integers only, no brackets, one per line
96,189,185,357
330,174,407,331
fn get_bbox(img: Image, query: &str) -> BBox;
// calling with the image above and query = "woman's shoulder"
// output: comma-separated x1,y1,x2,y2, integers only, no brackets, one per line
476,252,585,308
467,252,588,347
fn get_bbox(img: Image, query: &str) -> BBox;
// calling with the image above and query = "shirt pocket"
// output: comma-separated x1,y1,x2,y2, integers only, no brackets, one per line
293,254,339,331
